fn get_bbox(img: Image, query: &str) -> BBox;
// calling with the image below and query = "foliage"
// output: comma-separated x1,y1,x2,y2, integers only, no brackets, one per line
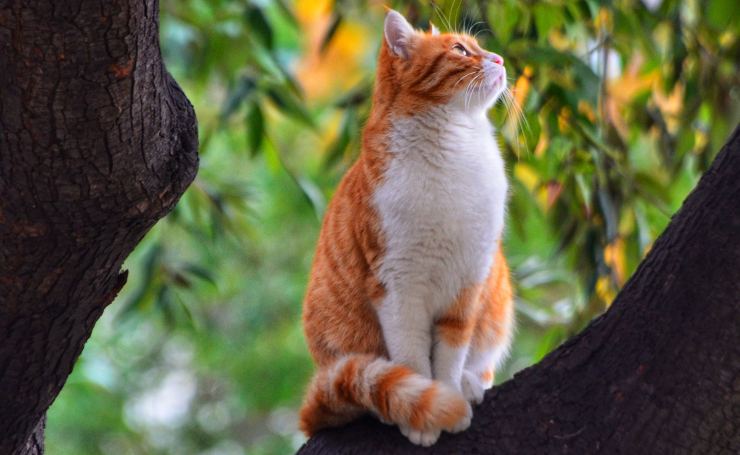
47,1,739,454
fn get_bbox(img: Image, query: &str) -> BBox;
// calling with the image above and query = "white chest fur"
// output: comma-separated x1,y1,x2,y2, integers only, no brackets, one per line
373,107,508,317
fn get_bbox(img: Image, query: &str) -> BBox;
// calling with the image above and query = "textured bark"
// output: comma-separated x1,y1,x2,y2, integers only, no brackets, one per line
298,127,740,454
0,1,198,453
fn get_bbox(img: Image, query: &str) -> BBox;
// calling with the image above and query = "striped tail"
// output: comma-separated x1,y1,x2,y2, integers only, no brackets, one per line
299,354,472,446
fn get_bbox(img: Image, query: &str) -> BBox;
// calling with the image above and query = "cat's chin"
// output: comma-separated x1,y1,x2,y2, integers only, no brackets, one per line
446,67,507,113
468,85,506,112
449,74,506,113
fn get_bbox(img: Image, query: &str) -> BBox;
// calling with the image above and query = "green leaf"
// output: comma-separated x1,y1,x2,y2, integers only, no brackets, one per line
175,292,199,331
534,328,565,361
118,243,162,318
323,108,357,168
183,264,218,287
574,173,593,214
274,0,299,28
706,0,738,31
245,5,274,50
221,76,257,121
489,1,520,44
597,188,619,241
246,102,265,157
533,4,564,43
296,175,327,219
266,87,317,129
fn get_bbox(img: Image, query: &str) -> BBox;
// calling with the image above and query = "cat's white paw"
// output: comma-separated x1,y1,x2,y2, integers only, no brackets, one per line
448,404,472,433
461,370,486,405
400,425,442,447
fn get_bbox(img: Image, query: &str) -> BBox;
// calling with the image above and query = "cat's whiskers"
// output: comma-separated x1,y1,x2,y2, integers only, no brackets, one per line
465,72,485,111
452,0,463,34
453,70,480,90
472,26,491,40
465,21,483,36
507,86,530,133
500,86,530,158
431,2,453,33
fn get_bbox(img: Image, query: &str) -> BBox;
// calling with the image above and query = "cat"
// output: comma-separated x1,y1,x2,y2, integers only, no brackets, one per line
299,9,514,447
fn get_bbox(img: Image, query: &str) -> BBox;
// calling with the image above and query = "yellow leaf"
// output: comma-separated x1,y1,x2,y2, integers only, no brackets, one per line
578,100,596,123
513,163,539,193
295,0,372,100
534,131,549,158
594,7,613,32
604,237,626,285
557,106,572,133
652,81,684,133
596,276,616,307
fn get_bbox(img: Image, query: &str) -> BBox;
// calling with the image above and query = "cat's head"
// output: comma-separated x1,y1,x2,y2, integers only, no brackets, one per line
378,10,507,114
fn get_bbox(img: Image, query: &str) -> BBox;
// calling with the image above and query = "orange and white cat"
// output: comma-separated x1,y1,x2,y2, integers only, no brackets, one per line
299,10,514,446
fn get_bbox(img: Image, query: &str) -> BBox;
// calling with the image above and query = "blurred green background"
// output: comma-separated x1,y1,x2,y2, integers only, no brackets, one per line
47,0,739,454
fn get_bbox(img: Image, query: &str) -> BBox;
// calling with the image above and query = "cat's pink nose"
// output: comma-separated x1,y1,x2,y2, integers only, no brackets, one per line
488,52,504,65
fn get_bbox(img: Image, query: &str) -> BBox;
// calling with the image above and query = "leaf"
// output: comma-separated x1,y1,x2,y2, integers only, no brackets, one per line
633,203,653,254
706,0,738,31
489,0,520,44
534,329,565,361
246,102,265,157
274,0,299,27
533,4,564,43
171,271,192,289
323,108,356,168
296,175,326,219
266,87,317,129
245,5,274,50
157,285,176,327
574,173,593,216
220,76,257,121
118,243,162,318
320,13,343,53
183,264,218,287
334,79,372,108
597,188,619,241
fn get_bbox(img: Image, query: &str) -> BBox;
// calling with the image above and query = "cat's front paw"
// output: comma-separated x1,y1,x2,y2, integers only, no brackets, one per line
447,406,472,433
399,425,442,447
397,384,472,445
461,370,486,405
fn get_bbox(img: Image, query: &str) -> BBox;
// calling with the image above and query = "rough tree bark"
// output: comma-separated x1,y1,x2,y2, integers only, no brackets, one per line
299,127,740,455
0,1,198,453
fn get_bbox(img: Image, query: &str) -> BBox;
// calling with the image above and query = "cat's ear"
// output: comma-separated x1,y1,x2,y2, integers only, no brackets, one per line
384,10,415,59
429,22,440,36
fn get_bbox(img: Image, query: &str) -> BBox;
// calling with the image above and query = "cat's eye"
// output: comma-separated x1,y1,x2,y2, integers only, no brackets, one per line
452,43,469,57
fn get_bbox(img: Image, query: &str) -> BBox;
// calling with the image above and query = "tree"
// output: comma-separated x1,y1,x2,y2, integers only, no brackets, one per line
298,126,740,454
0,1,198,453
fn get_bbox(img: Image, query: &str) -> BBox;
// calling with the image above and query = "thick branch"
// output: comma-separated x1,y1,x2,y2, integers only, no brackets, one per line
298,127,740,454
0,1,198,452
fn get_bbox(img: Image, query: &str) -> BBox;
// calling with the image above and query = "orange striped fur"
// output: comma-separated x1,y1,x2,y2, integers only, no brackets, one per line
300,10,514,447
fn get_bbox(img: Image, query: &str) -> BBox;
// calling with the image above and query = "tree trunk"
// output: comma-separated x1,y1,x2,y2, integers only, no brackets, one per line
298,126,740,454
0,1,198,453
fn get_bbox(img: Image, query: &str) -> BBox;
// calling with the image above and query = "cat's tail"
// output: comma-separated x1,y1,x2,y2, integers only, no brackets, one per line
299,354,472,444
